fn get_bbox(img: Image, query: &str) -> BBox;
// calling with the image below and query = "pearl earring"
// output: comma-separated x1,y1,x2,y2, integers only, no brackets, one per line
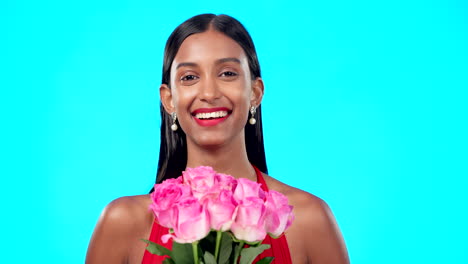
249,106,257,125
171,112,178,131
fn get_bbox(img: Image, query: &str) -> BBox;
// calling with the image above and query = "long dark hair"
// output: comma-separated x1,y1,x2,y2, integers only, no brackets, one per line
154,14,268,186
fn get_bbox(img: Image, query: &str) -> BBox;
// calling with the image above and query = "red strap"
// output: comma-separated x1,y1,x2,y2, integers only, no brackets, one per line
141,220,172,264
252,166,292,263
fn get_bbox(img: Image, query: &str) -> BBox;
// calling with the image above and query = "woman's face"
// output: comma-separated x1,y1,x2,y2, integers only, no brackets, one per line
160,29,263,148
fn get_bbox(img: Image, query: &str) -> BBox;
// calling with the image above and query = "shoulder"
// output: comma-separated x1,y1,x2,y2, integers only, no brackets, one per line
262,174,329,224
262,174,320,205
263,174,349,263
99,195,152,228
86,195,153,264
263,174,330,226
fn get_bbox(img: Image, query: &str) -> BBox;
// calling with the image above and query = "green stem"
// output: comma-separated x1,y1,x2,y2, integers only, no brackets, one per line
214,231,222,261
233,241,245,264
192,241,199,264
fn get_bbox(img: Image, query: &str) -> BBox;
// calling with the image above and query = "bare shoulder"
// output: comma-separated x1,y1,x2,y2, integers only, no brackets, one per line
263,174,350,264
262,173,323,209
99,195,152,227
86,195,154,264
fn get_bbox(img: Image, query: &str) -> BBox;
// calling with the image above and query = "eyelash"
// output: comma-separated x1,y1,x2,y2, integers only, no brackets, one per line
179,71,238,82
180,75,198,81
220,71,238,77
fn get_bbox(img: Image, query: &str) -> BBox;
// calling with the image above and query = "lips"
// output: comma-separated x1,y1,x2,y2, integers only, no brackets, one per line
192,107,232,127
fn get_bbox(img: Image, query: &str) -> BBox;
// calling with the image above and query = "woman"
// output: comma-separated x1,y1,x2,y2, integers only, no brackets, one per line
86,14,349,264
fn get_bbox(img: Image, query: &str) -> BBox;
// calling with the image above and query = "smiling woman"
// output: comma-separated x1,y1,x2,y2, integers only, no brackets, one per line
85,14,349,264
162,29,260,152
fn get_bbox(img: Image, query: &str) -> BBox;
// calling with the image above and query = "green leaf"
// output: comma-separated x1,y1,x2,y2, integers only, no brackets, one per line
172,241,194,264
239,244,271,264
203,251,217,264
256,257,274,264
218,232,233,264
141,239,173,257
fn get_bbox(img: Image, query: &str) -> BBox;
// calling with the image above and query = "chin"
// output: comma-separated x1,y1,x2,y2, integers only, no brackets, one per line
189,131,241,149
195,137,228,148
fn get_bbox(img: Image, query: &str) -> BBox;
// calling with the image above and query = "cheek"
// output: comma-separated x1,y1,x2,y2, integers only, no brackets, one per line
172,88,196,109
226,88,250,112
239,87,254,108
232,91,252,118
228,78,252,101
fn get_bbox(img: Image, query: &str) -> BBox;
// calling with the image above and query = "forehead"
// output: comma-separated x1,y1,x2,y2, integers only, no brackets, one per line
173,30,248,66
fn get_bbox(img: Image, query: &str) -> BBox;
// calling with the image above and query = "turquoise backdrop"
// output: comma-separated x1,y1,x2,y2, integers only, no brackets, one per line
2,0,467,263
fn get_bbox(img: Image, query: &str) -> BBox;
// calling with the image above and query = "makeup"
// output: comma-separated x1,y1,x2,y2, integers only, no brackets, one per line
192,107,231,127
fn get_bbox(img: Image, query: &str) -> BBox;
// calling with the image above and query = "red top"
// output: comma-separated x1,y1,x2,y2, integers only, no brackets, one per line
142,167,292,264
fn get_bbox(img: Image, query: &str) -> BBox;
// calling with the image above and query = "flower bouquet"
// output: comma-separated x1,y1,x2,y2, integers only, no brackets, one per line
142,166,294,264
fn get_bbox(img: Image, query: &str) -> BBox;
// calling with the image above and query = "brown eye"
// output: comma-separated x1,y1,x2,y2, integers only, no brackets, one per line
219,71,238,77
181,75,198,81
180,74,199,85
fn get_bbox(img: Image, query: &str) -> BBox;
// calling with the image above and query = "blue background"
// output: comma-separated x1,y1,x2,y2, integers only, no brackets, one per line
2,0,467,263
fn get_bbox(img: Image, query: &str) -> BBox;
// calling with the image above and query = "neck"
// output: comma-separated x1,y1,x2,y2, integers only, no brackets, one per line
185,134,257,181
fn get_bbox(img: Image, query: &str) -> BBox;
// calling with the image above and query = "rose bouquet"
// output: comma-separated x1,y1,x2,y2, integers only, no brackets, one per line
142,166,294,264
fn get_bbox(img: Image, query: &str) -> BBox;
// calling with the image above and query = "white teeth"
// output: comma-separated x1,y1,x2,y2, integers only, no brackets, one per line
195,111,228,119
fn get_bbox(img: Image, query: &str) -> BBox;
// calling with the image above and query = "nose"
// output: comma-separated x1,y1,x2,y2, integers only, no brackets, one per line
198,76,221,102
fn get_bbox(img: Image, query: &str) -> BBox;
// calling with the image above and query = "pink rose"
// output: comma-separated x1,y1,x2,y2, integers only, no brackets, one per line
233,178,265,203
215,173,238,192
206,189,237,231
183,166,217,199
150,178,190,228
264,190,294,238
162,197,210,244
162,177,183,185
230,197,267,243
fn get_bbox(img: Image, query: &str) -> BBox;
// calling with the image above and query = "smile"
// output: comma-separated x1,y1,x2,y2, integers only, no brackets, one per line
195,110,228,120
192,107,231,127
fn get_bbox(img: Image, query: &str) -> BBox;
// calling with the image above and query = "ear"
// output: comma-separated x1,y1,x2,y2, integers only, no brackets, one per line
250,77,264,107
160,84,175,113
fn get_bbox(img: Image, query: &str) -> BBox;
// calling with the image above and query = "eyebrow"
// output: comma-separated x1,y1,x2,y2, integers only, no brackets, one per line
216,57,241,65
175,62,197,69
175,57,241,69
